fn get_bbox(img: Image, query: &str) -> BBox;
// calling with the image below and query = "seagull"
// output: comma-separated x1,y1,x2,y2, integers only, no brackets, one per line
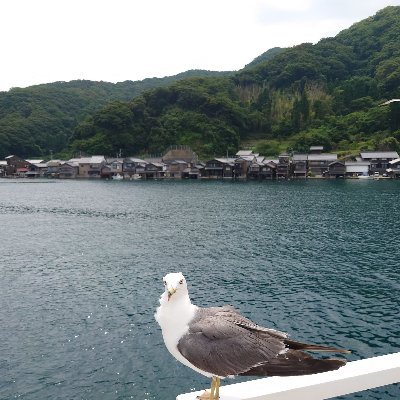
155,272,349,399
380,98,400,105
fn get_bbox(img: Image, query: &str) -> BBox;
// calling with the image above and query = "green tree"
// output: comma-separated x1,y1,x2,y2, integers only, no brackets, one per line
388,101,400,131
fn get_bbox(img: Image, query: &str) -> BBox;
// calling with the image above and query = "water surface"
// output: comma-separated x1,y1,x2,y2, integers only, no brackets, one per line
0,179,399,399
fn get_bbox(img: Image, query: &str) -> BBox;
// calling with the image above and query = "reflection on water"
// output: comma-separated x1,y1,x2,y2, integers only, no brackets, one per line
0,179,399,399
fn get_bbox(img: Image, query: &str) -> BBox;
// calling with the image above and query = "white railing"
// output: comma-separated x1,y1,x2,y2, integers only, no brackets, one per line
177,352,400,400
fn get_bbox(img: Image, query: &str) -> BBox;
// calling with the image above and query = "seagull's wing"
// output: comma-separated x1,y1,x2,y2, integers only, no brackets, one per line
177,306,287,377
177,306,348,378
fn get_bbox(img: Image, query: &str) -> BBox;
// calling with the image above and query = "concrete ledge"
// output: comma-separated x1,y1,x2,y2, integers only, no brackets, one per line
177,352,400,400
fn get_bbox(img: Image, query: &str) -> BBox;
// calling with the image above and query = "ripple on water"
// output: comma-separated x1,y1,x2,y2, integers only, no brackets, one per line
0,179,399,400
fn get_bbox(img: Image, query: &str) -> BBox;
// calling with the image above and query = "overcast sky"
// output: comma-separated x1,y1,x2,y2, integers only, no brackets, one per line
1,0,400,92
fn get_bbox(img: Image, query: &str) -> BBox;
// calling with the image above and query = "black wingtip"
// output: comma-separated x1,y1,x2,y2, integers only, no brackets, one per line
240,356,347,377
284,339,351,354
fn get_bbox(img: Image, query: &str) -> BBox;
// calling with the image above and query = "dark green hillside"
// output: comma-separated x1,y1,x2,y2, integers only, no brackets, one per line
335,6,400,96
233,6,400,152
70,77,246,157
68,6,400,159
236,6,400,89
0,70,231,159
1,6,400,160
244,47,285,69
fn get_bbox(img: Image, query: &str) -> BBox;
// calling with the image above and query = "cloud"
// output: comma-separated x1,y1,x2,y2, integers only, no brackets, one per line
257,0,400,25
1,0,400,91
254,0,400,49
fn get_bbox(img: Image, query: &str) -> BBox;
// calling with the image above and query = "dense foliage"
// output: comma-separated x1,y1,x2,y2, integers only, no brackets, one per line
244,47,285,69
234,6,400,154
1,6,400,160
0,70,231,158
70,78,249,157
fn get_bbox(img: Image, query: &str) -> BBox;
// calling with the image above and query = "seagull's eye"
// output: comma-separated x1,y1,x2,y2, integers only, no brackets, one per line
163,280,167,286
179,279,184,285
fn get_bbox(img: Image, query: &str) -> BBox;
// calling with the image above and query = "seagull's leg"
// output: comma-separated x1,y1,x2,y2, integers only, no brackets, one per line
210,376,216,398
214,377,220,399
196,377,216,400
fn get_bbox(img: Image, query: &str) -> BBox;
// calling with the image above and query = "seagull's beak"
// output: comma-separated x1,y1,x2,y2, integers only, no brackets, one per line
167,285,176,301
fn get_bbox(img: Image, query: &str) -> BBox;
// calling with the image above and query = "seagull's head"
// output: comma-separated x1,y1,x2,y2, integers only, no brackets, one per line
162,272,188,302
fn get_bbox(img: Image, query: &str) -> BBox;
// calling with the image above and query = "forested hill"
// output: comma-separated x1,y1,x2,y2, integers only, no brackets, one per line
2,6,400,160
243,47,286,69
0,70,231,158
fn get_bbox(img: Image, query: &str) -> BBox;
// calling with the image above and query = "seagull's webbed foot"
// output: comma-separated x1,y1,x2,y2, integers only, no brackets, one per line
196,376,220,400
196,391,212,400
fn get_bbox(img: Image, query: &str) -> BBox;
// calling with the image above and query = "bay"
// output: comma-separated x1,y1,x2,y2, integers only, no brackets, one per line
0,179,399,400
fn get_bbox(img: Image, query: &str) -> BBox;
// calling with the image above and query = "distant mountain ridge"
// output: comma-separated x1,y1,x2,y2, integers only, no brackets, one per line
31,69,233,100
1,6,400,159
244,47,286,69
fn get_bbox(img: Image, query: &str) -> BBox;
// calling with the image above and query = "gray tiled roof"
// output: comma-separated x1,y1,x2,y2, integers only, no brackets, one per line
215,158,237,164
237,155,256,161
126,157,148,163
292,154,308,161
308,154,337,161
345,161,370,166
360,151,399,159
236,150,254,156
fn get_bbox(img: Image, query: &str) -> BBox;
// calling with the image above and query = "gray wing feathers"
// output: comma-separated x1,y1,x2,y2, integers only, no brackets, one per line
177,306,287,377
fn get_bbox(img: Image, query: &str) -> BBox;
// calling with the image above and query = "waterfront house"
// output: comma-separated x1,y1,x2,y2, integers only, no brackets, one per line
21,159,47,178
234,152,258,179
181,163,204,179
100,164,112,178
46,160,63,177
327,161,346,178
276,154,291,179
59,162,79,179
387,158,400,178
359,151,399,175
0,160,6,177
69,156,106,178
247,157,276,180
258,159,277,180
345,161,370,177
143,162,165,179
30,162,48,178
234,157,252,179
123,157,148,178
292,154,308,179
161,146,199,179
106,158,124,178
308,153,337,176
134,162,147,176
4,155,33,177
166,160,190,178
248,158,262,179
204,158,236,179
101,158,124,179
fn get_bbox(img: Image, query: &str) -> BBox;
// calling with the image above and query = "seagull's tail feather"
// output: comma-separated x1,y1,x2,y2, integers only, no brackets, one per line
239,350,346,377
284,339,351,354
